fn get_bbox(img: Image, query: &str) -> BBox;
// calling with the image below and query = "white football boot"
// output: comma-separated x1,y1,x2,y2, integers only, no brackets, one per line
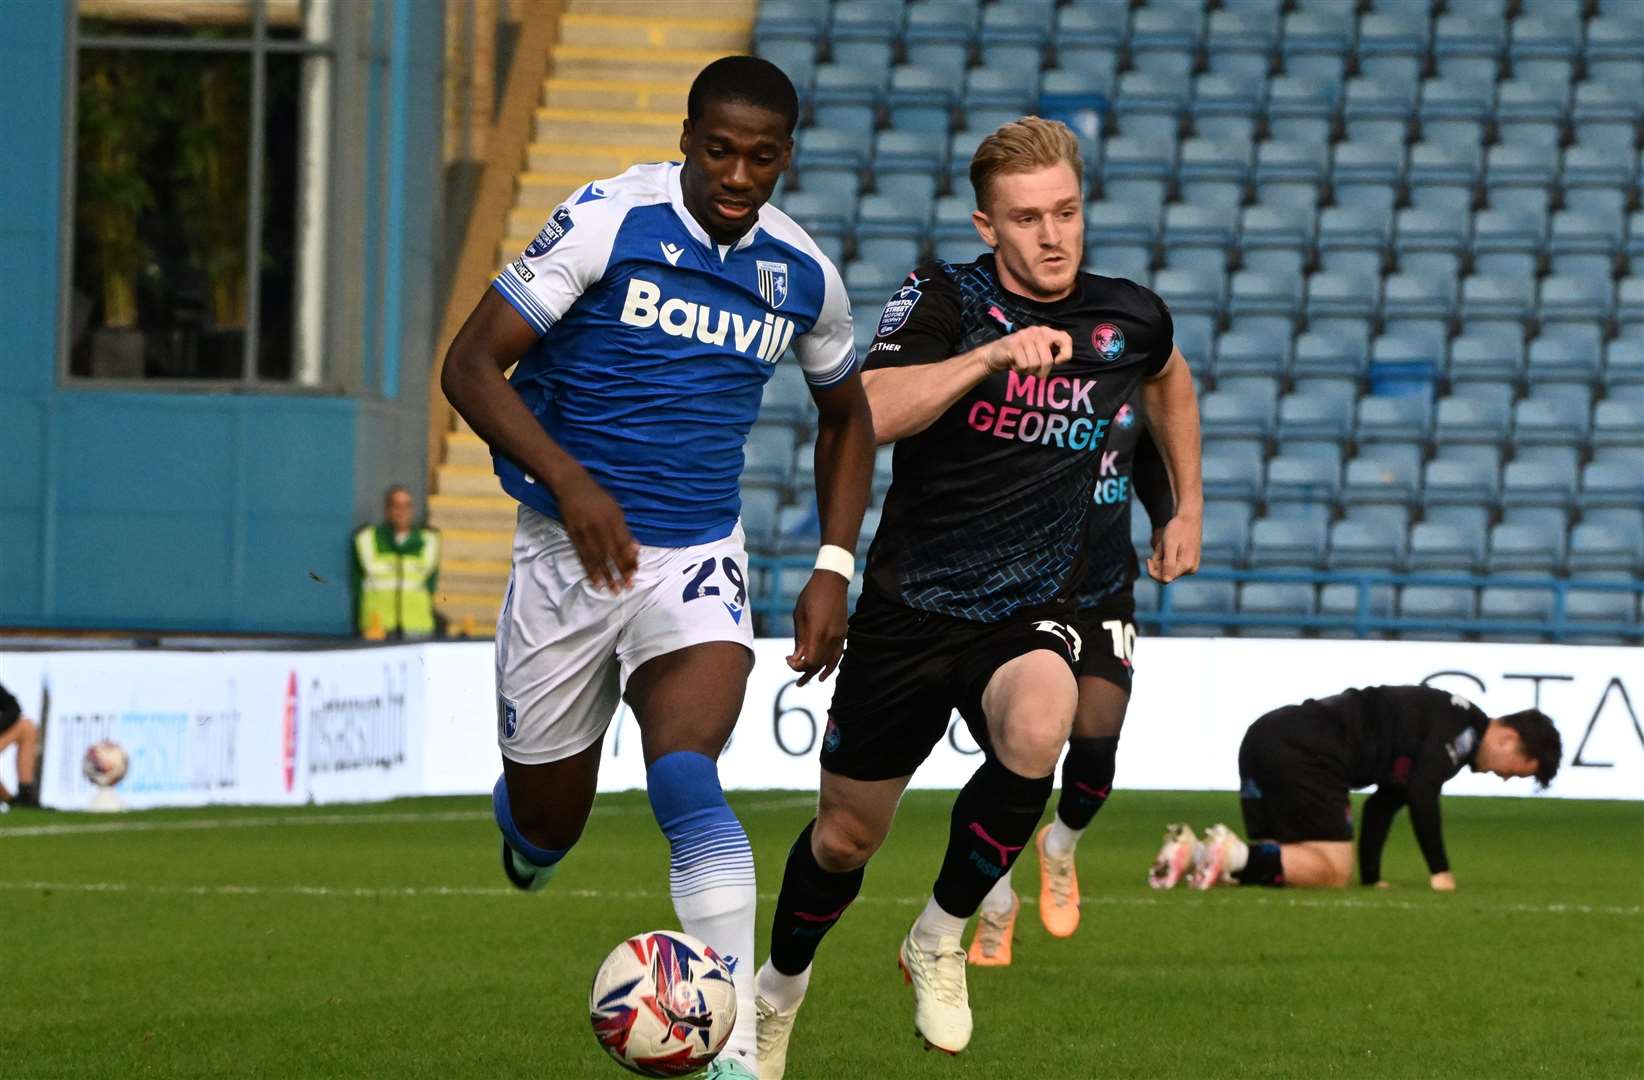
1148,822,1197,890
1191,823,1243,890
755,989,803,1080
898,929,972,1054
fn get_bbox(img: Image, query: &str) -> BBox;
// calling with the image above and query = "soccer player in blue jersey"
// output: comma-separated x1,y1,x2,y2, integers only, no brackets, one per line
440,57,874,1079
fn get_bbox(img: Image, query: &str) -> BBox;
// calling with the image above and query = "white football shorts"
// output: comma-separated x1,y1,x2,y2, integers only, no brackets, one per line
494,506,756,764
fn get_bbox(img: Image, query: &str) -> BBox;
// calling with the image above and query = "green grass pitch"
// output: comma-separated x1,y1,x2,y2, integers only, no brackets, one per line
4,790,1640,1078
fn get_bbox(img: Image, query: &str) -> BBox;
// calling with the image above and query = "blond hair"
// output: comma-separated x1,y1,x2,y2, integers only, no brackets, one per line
968,116,1084,210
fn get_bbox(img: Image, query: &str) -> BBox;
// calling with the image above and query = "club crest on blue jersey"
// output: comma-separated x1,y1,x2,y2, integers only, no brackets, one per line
524,206,575,259
878,282,922,337
1091,322,1126,362
757,260,789,309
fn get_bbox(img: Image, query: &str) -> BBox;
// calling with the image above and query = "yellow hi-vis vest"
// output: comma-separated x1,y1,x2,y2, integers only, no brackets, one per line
353,524,441,637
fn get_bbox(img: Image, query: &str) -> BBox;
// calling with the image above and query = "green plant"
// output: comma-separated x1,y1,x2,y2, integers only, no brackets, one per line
76,52,157,330
174,58,251,328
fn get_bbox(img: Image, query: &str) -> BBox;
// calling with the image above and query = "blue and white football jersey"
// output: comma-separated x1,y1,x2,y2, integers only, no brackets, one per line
490,162,856,547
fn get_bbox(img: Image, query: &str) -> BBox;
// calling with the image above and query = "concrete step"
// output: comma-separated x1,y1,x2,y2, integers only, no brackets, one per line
445,431,491,468
436,464,501,497
441,558,511,595
543,77,691,114
524,140,677,177
559,13,749,51
429,493,518,532
550,44,728,83
516,171,593,208
441,527,514,562
533,106,680,147
566,0,757,16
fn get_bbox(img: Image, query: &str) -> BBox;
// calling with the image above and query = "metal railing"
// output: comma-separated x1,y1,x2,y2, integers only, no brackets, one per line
745,557,1643,641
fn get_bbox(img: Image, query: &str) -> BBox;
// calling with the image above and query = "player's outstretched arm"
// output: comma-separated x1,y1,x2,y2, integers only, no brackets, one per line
861,326,1072,444
1140,345,1204,583
1405,769,1456,891
440,290,638,592
1357,785,1407,886
787,374,876,685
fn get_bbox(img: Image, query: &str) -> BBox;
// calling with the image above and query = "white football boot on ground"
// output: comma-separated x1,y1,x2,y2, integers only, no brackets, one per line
1148,823,1197,890
898,929,973,1054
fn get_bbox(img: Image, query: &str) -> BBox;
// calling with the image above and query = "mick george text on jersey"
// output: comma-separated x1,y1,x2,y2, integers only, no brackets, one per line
965,370,1111,449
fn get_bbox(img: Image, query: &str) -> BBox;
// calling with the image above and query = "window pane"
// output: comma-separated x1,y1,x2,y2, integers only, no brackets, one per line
70,49,252,380
256,53,304,381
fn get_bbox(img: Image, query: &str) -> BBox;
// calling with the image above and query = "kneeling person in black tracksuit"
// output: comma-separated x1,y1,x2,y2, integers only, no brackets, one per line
1149,685,1561,892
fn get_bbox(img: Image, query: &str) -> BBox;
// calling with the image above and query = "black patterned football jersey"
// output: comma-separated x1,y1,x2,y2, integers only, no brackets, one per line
862,254,1175,622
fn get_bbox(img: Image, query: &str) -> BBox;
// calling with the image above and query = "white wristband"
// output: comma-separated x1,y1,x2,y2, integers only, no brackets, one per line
814,544,855,580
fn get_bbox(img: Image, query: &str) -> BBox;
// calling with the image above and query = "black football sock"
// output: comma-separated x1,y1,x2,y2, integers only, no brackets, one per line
1055,736,1118,830
931,757,1054,918
1234,840,1285,886
767,820,865,975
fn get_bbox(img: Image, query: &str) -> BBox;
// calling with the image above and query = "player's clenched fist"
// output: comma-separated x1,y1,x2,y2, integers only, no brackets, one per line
982,325,1074,381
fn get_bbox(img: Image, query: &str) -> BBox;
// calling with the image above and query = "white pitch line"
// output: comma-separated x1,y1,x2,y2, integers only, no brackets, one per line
0,796,820,840
0,879,1635,918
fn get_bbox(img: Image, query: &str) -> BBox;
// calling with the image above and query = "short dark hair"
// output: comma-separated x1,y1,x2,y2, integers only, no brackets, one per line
1497,709,1562,788
687,55,799,135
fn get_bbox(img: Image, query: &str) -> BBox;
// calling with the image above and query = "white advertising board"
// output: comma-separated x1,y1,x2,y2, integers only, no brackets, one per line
3,637,1638,810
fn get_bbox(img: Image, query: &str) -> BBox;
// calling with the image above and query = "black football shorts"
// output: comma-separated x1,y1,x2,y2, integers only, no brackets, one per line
1237,707,1355,844
818,590,1082,782
1071,590,1137,694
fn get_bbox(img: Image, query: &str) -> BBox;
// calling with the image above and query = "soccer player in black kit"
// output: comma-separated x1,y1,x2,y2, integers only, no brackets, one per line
1147,685,1561,893
752,118,1203,1071
968,403,1181,965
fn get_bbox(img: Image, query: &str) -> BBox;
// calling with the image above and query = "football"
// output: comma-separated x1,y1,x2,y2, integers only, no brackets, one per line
588,930,737,1077
82,741,129,788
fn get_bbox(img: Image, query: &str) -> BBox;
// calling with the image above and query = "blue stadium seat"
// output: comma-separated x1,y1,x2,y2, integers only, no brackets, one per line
1539,276,1614,325
1203,455,1262,503
1478,586,1555,637
799,127,870,173
1152,268,1225,319
1460,276,1535,324
1318,582,1396,637
1287,329,1363,380
830,0,904,44
1621,277,1644,330
1564,584,1640,642
873,130,946,180
886,66,959,133
1568,523,1643,574
1424,458,1501,507
1247,517,1327,569
1470,208,1545,280
1431,11,1504,80
1217,373,1282,406
743,424,797,488
1485,142,1558,194
756,0,829,40
1163,579,1237,632
1201,520,1251,568
1604,337,1644,391
760,363,813,427
1593,401,1644,451
738,486,782,551
811,64,885,131
1492,519,1565,578
1511,396,1591,450
1214,330,1288,379
1399,586,1477,635
1354,395,1431,445
1433,395,1512,446
1407,523,1483,574
903,0,980,52
1447,332,1524,385
1192,72,1266,134
1561,145,1635,201
1056,1,1131,52
1329,518,1406,569
1500,456,1578,511
1266,453,1340,503
1571,80,1643,133
844,260,903,307
964,65,1039,116
1265,75,1339,141
1199,390,1273,440
1276,392,1352,445
1238,583,1316,635
1101,136,1176,186
1382,274,1457,323
1228,270,1302,320
1173,313,1216,364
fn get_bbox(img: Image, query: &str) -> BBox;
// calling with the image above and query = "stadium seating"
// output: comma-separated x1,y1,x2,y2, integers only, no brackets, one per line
748,0,1643,642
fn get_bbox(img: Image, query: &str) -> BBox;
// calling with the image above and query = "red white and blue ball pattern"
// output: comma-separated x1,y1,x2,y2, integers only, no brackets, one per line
589,930,737,1077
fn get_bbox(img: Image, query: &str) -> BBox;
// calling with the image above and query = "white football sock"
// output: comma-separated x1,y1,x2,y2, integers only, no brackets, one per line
756,958,811,1012
1044,816,1081,858
979,867,1016,915
669,819,757,1064
911,895,969,951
